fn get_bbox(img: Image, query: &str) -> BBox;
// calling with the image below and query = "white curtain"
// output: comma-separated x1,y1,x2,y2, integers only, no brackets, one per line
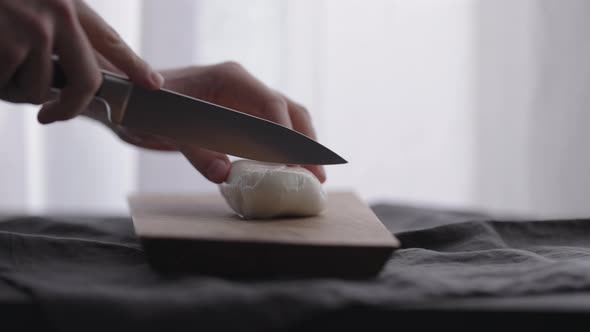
1,0,589,218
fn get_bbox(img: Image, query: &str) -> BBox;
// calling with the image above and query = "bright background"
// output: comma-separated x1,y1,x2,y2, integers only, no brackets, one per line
1,0,589,219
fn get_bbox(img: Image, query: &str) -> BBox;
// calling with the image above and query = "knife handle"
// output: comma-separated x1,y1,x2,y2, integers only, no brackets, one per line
50,58,67,91
51,57,132,124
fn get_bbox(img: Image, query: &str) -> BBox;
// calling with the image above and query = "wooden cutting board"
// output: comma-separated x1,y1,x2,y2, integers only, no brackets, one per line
128,191,400,278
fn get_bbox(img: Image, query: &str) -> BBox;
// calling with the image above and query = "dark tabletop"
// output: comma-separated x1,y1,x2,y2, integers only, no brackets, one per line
3,202,590,331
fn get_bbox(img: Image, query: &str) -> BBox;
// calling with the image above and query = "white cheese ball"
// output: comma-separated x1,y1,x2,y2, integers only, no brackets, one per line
219,160,327,219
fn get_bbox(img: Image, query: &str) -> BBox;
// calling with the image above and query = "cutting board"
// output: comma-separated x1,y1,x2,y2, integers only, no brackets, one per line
128,191,400,278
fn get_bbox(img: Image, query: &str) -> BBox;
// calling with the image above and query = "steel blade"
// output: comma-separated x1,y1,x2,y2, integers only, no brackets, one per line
120,86,347,165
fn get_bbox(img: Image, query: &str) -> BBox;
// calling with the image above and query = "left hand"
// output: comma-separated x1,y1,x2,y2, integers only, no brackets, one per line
85,62,326,184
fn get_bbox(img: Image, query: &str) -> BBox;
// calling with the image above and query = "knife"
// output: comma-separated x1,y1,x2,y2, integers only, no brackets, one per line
50,59,347,165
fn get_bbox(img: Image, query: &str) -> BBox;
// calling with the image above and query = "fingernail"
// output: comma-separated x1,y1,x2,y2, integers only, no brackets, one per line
149,71,165,88
207,159,229,183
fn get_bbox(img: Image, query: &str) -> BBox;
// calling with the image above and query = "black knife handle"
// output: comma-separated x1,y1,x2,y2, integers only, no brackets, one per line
50,58,67,90
51,57,119,97
50,57,135,124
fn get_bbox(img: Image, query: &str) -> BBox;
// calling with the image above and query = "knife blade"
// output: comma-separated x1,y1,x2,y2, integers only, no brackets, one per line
50,59,347,165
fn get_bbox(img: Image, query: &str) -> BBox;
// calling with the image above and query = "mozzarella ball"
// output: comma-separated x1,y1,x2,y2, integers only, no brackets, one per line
219,160,326,219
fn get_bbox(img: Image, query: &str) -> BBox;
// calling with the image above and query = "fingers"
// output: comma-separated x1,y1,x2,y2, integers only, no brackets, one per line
16,47,52,104
14,12,53,104
0,4,27,91
0,45,28,103
179,145,231,183
215,62,293,128
0,37,26,91
282,94,318,140
76,1,163,89
114,127,178,151
0,0,154,123
38,7,101,124
0,12,50,104
261,96,292,129
282,94,326,183
161,63,326,183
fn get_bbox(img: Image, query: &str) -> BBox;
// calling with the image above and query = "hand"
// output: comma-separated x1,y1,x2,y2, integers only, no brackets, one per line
88,62,327,184
0,0,163,123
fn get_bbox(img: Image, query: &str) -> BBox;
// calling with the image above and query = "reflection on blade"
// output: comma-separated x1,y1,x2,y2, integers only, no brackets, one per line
120,87,347,165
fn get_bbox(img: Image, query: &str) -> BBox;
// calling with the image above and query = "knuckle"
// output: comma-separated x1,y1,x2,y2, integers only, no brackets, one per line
261,96,288,116
0,90,25,104
218,61,244,73
28,86,53,105
14,10,52,47
70,73,101,99
91,73,103,91
102,26,125,49
37,30,52,48
26,86,49,105
101,29,145,70
59,100,87,119
5,47,27,66
293,104,311,120
30,20,52,47
80,73,102,94
50,0,76,24
28,95,45,105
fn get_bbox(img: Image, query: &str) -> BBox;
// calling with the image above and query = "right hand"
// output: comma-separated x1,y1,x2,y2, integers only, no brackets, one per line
84,63,327,184
0,0,163,124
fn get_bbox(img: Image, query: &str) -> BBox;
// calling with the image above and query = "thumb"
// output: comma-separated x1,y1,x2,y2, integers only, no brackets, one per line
179,146,231,183
76,1,164,89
